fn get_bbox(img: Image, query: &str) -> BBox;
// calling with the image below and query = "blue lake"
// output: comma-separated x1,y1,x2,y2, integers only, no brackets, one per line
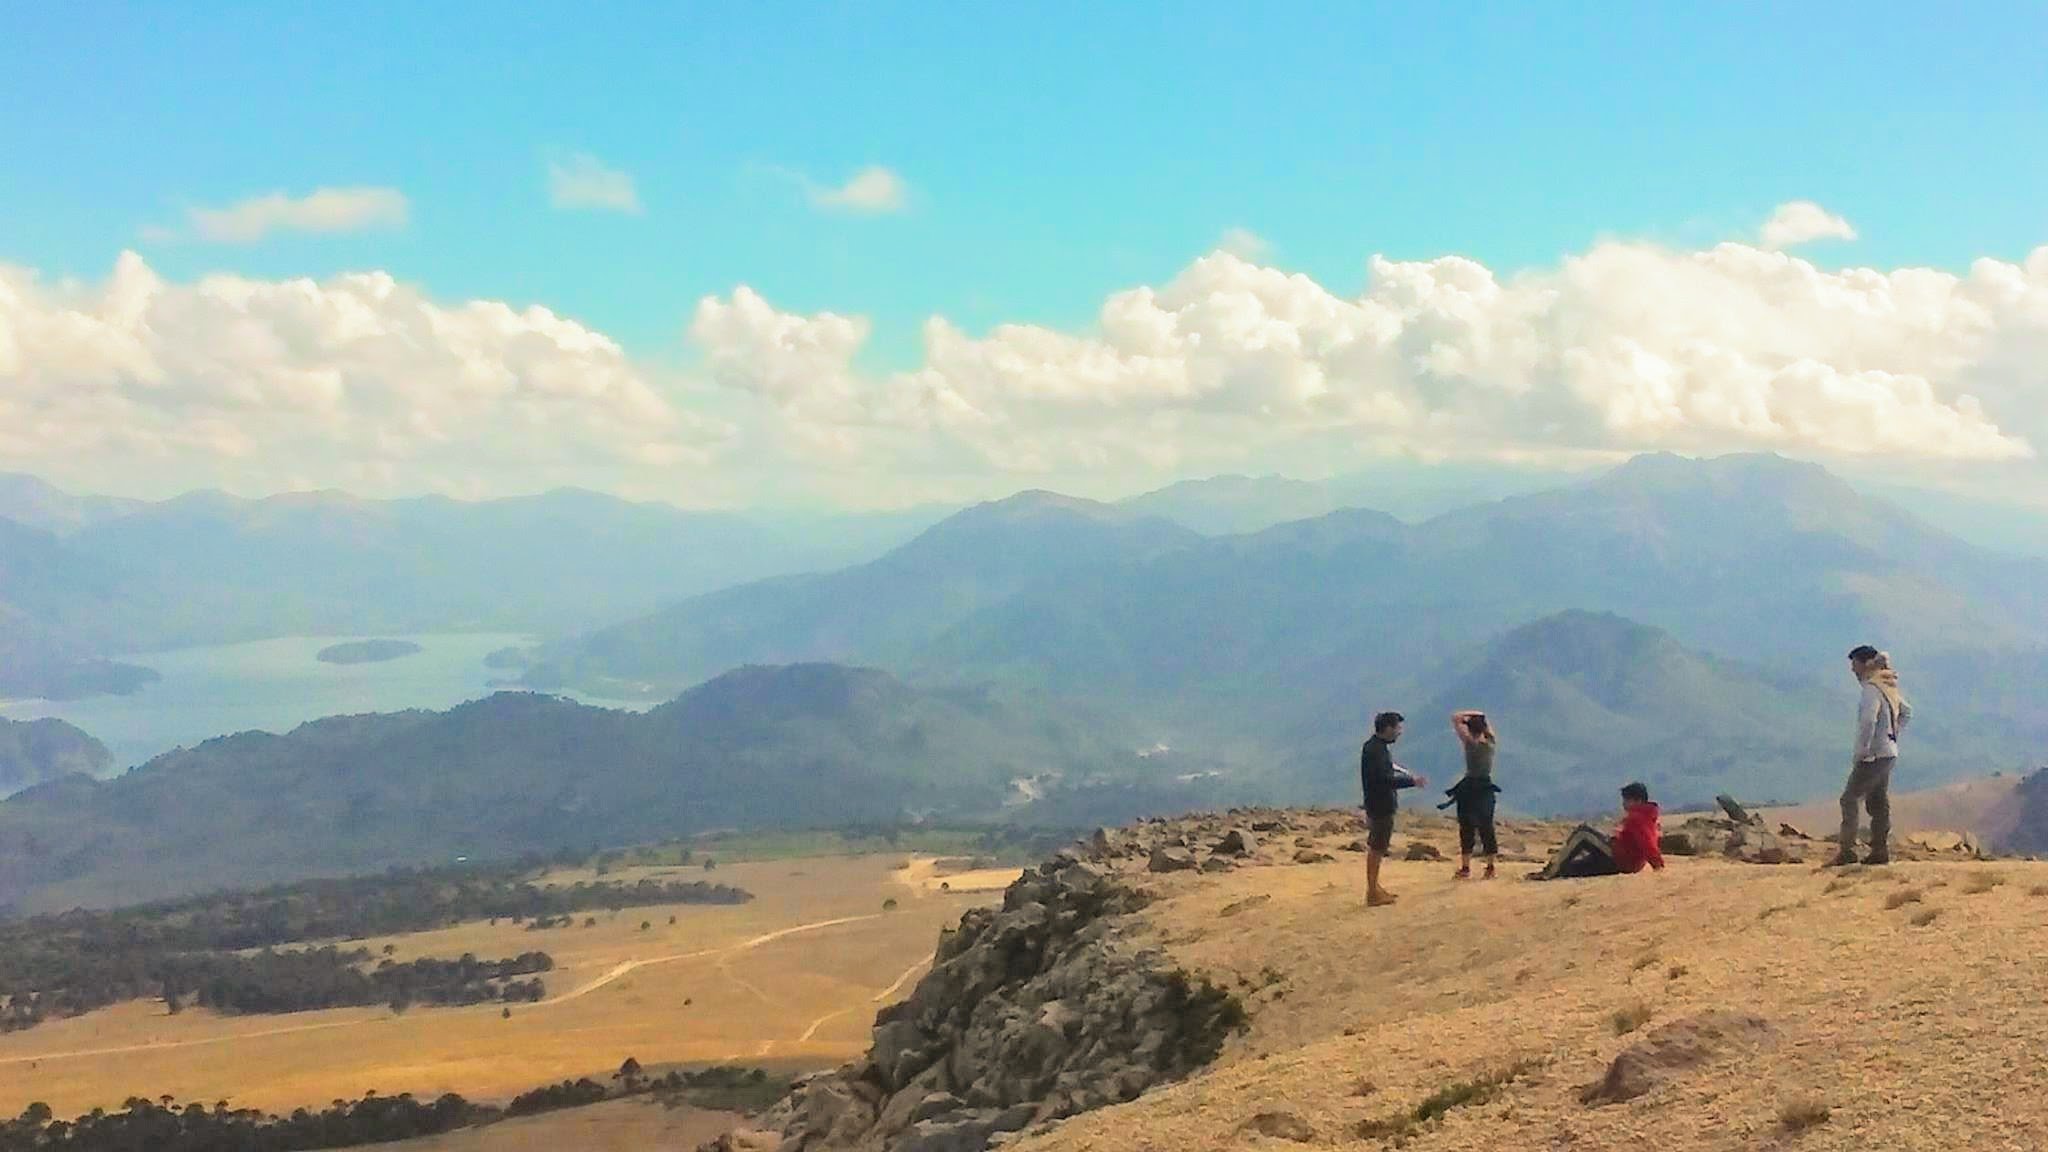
0,633,645,772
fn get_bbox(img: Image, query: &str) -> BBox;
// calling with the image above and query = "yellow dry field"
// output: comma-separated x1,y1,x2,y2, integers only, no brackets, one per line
894,856,1024,897
0,855,1018,1118
397,1097,740,1152
1021,822,2048,1152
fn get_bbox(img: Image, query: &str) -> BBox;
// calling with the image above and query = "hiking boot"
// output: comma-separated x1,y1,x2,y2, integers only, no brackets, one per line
1862,852,1891,866
1823,852,1858,868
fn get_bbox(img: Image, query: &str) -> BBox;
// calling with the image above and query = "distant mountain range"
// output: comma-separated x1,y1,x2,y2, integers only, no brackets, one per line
0,716,110,797
520,492,1201,697
4,453,2045,910
0,664,1152,912
1116,461,1593,535
522,453,2048,814
0,475,947,699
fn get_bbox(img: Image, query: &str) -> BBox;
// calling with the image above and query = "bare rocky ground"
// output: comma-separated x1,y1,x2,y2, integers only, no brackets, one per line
717,806,2038,1152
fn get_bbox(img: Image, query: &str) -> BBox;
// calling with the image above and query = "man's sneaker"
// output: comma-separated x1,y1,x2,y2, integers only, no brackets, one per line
1862,852,1891,866
1452,866,1471,880
1824,852,1858,868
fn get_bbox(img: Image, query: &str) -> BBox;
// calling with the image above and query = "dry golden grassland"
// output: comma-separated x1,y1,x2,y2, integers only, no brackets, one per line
395,1097,741,1152
1022,821,2048,1152
0,854,1019,1118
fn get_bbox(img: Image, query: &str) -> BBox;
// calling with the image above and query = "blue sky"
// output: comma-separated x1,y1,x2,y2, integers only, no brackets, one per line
7,3,2045,359
2,4,2046,506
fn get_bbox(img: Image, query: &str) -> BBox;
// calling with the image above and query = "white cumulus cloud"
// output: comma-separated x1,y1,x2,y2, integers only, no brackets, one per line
812,166,908,214
1760,200,1858,249
0,253,727,497
548,154,643,214
185,187,410,244
9,223,2045,508
1216,228,1270,260
691,236,2045,484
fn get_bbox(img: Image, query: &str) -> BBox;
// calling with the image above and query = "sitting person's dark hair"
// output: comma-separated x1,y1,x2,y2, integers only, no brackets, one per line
1465,714,1489,737
1373,711,1405,734
1847,644,1881,663
1621,781,1650,804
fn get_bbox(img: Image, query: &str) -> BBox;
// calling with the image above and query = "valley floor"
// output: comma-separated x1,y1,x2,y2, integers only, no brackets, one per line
1022,818,2048,1152
0,854,1017,1119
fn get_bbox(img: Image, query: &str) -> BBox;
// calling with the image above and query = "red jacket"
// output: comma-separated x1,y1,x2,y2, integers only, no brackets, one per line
1613,802,1665,873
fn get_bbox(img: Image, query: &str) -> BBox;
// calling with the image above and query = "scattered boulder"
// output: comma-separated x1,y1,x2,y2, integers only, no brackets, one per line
898,1114,997,1152
1582,1011,1775,1106
1240,1110,1317,1142
909,1093,966,1125
1200,857,1238,874
1668,814,1839,865
1404,842,1445,862
1658,832,1697,857
1214,829,1258,857
1294,849,1337,865
1087,827,1117,858
1716,794,1758,825
1148,847,1198,873
1724,825,1800,865
1340,838,1371,854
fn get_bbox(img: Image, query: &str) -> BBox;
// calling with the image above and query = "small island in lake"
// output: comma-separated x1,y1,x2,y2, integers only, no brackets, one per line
482,645,533,670
316,639,424,666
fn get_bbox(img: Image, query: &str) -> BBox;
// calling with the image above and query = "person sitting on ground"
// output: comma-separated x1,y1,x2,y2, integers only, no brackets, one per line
1439,709,1502,880
1361,710,1426,907
1539,782,1665,880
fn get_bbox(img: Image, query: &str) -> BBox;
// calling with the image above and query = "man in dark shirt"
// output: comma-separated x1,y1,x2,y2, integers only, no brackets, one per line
1361,711,1423,907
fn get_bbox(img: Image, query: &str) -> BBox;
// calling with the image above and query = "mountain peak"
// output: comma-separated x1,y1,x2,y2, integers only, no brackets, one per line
1483,609,1684,667
972,490,1136,521
1594,451,1850,500
897,490,1196,558
657,662,903,722
1118,474,1346,535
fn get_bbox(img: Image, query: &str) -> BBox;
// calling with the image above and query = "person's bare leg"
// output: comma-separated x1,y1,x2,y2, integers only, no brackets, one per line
1367,851,1397,905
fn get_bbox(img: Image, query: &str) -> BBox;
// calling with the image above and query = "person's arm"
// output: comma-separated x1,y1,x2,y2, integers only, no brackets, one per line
1855,685,1880,759
1647,824,1666,871
1361,740,1389,805
1895,695,1913,735
1450,711,1477,747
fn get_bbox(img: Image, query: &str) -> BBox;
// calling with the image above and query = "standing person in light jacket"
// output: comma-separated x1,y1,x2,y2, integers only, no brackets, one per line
1361,711,1425,907
1833,645,1913,867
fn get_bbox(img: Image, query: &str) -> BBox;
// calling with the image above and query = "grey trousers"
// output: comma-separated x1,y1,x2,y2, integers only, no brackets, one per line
1840,756,1896,855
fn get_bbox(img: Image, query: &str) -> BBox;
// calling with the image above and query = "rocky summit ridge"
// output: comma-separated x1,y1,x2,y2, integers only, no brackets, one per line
716,804,2025,1152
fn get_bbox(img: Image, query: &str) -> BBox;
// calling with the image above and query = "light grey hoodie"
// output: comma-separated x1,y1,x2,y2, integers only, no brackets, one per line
1855,679,1911,762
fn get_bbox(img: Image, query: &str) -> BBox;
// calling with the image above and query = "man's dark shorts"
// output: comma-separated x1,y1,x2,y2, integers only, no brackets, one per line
1365,809,1395,854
